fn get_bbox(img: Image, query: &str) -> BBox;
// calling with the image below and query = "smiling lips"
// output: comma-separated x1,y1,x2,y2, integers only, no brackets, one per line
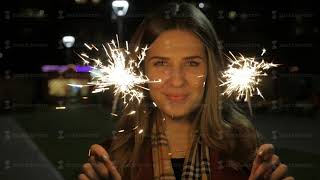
165,93,189,102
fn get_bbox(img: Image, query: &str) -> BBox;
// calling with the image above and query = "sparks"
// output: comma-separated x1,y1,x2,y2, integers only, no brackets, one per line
127,110,136,116
261,48,266,56
70,36,160,109
55,106,66,110
110,113,118,117
220,50,279,102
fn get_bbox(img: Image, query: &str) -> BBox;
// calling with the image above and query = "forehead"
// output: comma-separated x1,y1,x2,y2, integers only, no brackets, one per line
148,30,205,55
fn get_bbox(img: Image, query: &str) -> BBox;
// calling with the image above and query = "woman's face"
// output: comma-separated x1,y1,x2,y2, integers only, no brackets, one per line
145,30,207,119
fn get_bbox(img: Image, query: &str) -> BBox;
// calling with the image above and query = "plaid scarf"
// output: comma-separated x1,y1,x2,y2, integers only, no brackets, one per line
151,117,211,180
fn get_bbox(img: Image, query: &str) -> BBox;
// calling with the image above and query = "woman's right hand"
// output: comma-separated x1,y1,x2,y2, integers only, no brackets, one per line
78,144,122,180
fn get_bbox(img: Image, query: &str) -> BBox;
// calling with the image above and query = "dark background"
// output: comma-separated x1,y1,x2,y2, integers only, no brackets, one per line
0,0,319,179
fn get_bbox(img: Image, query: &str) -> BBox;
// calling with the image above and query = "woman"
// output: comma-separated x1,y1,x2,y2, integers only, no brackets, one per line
79,2,294,180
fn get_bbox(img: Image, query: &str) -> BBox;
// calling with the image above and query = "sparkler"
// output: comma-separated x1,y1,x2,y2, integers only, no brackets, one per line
69,36,160,115
220,49,279,116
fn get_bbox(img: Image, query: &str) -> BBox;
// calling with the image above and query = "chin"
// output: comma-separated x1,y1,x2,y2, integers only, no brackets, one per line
161,105,192,118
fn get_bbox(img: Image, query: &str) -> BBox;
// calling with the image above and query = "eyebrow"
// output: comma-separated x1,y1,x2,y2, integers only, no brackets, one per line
183,56,204,60
147,55,204,61
147,56,170,61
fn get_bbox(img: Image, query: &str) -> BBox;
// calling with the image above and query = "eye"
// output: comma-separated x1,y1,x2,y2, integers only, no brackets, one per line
153,60,168,66
186,59,201,67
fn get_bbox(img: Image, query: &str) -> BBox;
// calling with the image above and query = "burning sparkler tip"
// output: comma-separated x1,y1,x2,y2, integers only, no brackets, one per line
220,51,279,102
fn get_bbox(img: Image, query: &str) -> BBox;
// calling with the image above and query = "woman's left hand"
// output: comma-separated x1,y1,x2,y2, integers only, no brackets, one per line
248,144,294,180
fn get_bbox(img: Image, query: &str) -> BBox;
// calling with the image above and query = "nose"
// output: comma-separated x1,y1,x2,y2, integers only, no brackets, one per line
168,66,186,87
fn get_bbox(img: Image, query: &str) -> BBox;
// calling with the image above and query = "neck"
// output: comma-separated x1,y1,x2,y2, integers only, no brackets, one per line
156,110,193,158
157,111,192,129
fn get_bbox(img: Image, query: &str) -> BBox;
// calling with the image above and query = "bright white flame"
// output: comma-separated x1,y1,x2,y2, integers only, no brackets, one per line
220,50,279,101
70,36,160,109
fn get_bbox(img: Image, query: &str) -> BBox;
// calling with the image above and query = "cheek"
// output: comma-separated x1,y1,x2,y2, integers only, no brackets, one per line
148,68,169,78
192,83,205,100
187,77,205,87
146,70,164,99
146,68,169,88
185,69,206,87
190,83,205,107
148,83,161,93
185,71,206,102
148,84,164,106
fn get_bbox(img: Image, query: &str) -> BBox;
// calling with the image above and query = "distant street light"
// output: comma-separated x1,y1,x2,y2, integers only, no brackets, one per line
112,0,129,16
198,2,205,9
62,35,75,48
111,0,129,43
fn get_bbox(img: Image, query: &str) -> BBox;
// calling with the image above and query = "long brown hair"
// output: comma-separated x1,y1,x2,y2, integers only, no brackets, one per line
109,2,259,178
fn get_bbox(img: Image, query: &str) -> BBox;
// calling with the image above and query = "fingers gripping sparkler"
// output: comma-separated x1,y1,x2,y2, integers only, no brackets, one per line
219,49,279,116
69,36,160,114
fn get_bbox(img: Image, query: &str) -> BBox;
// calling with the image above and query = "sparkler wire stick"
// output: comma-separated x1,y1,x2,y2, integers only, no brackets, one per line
246,91,253,116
